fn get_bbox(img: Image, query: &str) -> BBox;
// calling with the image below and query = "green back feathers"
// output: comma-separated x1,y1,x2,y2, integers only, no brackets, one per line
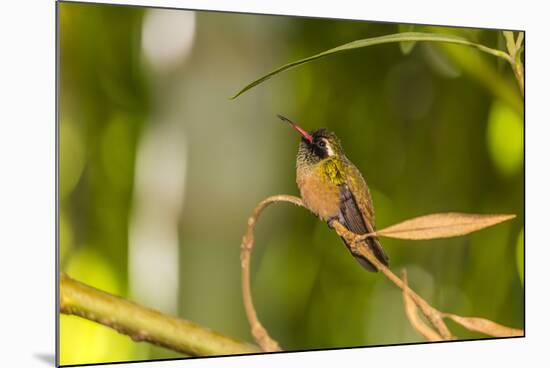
320,157,346,185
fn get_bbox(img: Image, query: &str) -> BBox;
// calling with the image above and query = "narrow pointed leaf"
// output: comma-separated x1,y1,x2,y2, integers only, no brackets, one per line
373,212,515,240
503,31,516,55
515,32,524,50
231,32,511,99
445,313,523,337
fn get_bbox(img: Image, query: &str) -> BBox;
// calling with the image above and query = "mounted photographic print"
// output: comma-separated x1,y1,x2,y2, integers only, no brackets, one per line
57,1,525,366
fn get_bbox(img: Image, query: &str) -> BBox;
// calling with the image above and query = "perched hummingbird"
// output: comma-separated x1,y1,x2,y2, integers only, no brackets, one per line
278,115,389,272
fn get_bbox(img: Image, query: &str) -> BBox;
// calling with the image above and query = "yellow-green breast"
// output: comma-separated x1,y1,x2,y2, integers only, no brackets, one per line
297,157,345,221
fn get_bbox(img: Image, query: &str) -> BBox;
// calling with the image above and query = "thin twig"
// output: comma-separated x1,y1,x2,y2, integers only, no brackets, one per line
401,270,443,341
330,221,455,340
503,31,524,96
60,273,259,356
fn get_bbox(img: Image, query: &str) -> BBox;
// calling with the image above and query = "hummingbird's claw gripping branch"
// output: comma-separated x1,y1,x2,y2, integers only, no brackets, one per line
331,221,360,254
326,216,339,230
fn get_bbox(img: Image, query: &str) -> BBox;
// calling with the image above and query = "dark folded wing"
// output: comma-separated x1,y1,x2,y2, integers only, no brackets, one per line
339,184,389,271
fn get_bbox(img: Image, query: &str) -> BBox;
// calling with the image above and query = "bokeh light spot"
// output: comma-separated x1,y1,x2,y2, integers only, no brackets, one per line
141,9,196,72
487,100,524,176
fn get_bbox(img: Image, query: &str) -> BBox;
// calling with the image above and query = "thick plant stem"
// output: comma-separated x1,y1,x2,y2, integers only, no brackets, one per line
511,59,524,97
60,273,259,356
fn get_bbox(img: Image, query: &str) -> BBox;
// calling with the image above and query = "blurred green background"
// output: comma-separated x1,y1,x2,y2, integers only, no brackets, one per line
58,2,524,366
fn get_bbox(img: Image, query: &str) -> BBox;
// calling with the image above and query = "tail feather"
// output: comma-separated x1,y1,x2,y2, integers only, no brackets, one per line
367,236,390,267
342,236,389,272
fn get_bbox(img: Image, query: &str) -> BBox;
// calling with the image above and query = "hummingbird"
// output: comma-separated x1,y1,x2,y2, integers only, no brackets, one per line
278,114,389,272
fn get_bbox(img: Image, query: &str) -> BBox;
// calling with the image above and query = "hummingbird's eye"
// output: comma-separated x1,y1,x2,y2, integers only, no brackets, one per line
318,140,326,148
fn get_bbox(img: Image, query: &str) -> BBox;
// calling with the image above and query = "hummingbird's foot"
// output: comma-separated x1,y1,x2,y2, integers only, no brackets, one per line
327,214,343,229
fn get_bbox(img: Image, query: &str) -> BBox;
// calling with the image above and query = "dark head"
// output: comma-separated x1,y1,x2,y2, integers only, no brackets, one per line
278,114,345,165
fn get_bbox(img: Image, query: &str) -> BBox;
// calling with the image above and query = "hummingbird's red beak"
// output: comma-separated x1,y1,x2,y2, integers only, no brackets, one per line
277,114,313,143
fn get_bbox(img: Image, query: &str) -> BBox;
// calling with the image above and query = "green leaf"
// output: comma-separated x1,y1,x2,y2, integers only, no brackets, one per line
423,43,461,78
515,32,524,50
398,24,417,55
502,31,516,55
231,32,511,99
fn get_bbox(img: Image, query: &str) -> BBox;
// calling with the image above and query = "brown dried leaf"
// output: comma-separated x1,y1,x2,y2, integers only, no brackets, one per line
373,213,516,240
445,313,524,337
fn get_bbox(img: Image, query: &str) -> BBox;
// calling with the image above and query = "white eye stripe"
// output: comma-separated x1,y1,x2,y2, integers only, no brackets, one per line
322,138,335,156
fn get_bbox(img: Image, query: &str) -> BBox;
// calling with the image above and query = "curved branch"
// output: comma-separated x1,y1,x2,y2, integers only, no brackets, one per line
240,194,522,349
240,195,304,351
60,273,259,356
238,194,454,349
